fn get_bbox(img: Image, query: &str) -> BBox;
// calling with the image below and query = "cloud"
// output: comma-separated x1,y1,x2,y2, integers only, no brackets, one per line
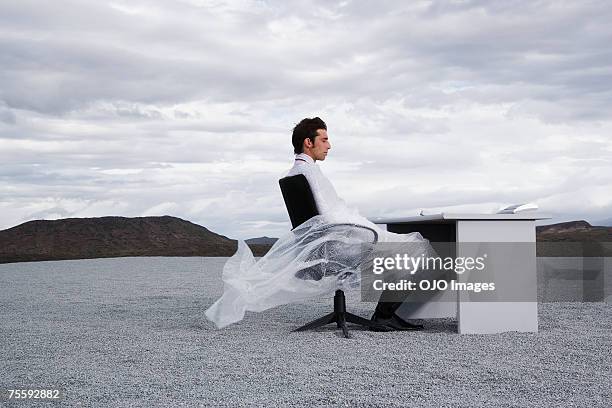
1,0,611,238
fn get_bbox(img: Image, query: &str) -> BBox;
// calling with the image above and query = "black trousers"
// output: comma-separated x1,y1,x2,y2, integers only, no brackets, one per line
373,292,406,318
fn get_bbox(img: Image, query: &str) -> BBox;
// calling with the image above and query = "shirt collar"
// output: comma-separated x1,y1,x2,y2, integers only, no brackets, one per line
295,153,315,164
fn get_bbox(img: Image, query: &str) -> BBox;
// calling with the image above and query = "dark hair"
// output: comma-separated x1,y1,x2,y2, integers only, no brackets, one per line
291,117,327,154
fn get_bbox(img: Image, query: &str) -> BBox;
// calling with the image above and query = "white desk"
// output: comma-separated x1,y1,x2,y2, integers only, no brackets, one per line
371,213,550,334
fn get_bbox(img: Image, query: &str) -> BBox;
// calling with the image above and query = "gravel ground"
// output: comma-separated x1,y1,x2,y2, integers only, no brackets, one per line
1,257,610,407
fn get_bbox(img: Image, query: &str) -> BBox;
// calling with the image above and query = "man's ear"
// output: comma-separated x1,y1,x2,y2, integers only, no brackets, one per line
304,137,313,149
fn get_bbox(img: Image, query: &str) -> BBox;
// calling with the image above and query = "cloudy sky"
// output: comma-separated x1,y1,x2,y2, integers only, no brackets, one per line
1,0,611,239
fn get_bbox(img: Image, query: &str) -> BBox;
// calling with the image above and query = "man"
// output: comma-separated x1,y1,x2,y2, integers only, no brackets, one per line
287,117,425,331
205,117,431,330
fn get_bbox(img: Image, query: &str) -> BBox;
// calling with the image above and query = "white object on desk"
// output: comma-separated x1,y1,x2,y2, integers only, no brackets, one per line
497,202,539,214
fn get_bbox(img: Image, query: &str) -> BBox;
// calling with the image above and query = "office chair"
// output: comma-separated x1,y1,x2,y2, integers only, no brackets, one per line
279,174,387,338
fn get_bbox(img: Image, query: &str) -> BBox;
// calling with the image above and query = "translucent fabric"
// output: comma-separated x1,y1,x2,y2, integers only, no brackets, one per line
205,216,381,328
205,154,432,328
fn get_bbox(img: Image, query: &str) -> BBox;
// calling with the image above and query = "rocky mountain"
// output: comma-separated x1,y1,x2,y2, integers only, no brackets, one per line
2,217,609,264
0,216,272,264
245,236,279,246
536,220,612,241
536,220,593,234
536,220,612,256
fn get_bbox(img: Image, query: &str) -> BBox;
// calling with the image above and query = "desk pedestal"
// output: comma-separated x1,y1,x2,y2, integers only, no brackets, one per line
380,216,541,334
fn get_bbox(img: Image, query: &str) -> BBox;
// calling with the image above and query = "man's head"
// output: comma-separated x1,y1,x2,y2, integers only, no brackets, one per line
291,117,331,161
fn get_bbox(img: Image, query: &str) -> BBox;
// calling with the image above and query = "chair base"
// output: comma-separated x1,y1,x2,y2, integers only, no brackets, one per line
293,290,386,338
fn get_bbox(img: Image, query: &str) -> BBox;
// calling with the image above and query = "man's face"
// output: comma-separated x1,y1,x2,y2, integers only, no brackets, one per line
307,129,331,161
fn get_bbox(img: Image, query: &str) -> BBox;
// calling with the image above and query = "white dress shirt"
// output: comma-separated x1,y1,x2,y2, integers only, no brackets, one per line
286,153,349,217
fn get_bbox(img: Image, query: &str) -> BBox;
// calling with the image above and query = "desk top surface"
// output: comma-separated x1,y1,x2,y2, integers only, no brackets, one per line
370,212,551,224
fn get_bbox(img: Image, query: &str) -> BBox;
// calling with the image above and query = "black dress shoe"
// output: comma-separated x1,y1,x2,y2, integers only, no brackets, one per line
370,313,423,331
390,313,424,330
368,322,395,332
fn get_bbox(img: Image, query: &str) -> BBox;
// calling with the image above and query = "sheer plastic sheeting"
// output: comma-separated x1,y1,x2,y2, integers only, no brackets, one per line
205,214,433,329
205,215,379,328
205,154,434,329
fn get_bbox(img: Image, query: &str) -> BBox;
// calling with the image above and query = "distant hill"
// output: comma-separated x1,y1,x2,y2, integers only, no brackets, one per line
536,220,612,241
536,220,612,256
2,217,609,264
245,236,278,246
0,216,272,264
536,220,592,234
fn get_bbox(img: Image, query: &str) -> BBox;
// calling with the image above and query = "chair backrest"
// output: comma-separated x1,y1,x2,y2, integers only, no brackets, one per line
279,174,379,282
279,174,319,229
